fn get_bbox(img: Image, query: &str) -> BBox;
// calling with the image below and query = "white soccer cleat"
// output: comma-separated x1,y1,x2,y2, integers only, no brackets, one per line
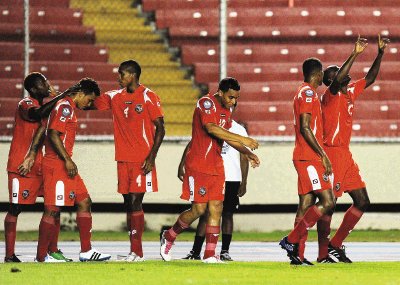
117,253,145,262
79,248,111,262
34,254,66,263
160,230,173,262
202,255,226,264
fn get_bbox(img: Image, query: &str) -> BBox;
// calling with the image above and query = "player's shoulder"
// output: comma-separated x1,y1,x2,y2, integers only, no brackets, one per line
18,97,37,107
142,87,160,103
55,99,73,114
197,95,216,111
104,88,124,99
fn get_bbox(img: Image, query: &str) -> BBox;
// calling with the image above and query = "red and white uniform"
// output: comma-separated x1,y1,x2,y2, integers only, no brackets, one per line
293,83,332,195
94,85,163,193
181,94,232,203
321,79,367,197
42,97,89,206
7,97,43,204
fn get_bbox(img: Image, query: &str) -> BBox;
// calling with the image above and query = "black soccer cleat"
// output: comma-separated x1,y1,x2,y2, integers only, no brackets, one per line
182,250,201,260
220,251,233,261
317,256,337,263
279,236,302,265
328,243,352,263
301,258,314,266
4,254,22,263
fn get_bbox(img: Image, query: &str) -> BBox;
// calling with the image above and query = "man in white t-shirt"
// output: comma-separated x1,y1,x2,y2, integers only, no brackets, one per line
178,120,249,261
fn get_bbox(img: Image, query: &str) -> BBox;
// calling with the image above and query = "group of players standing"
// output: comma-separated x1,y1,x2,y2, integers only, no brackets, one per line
3,34,388,264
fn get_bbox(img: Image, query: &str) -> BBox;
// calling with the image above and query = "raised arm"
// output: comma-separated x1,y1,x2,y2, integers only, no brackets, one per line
27,92,66,121
142,117,165,175
223,139,260,168
365,34,390,88
48,129,78,178
300,113,331,175
329,35,368,95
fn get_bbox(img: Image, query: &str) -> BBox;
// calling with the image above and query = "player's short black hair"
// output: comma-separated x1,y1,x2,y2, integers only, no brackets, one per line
119,60,141,80
323,65,340,86
24,72,47,92
67,78,100,96
218,77,240,92
302,57,322,79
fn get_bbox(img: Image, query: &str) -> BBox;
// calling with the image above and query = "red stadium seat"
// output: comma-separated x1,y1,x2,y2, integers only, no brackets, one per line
1,0,70,7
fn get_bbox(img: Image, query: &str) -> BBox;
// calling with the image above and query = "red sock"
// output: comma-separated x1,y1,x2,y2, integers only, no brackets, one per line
130,211,144,257
288,205,322,243
4,213,18,258
317,215,332,260
294,217,307,261
36,216,55,261
48,217,60,253
330,205,363,248
165,217,189,242
77,212,92,252
204,225,220,259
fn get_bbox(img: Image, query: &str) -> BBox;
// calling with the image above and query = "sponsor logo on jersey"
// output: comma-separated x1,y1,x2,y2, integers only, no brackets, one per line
26,100,33,105
203,100,212,110
306,98,312,103
124,101,133,105
60,116,66,122
147,182,152,186
62,107,71,117
312,179,319,184
12,193,17,198
305,90,314,97
335,182,341,191
22,190,29,199
69,191,75,199
220,114,226,117
198,187,206,196
135,104,143,113
57,195,63,200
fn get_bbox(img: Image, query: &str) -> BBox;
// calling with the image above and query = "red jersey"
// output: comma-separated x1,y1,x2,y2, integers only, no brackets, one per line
94,85,164,163
321,79,366,147
7,97,42,177
293,83,324,161
185,94,232,175
44,97,77,161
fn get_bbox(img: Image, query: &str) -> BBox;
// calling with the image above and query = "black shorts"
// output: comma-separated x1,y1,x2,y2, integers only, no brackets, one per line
223,181,240,213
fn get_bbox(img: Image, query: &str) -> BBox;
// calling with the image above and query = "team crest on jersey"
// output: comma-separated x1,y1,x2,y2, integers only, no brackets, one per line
135,104,143,113
305,90,314,97
62,107,71,117
198,187,206,196
322,174,329,182
203,100,212,110
335,183,341,191
57,195,63,200
22,190,29,199
69,191,75,199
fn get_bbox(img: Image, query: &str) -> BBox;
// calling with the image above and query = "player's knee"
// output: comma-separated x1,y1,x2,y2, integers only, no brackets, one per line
192,204,207,217
77,198,92,212
322,200,336,215
44,205,60,217
8,204,22,216
355,197,370,212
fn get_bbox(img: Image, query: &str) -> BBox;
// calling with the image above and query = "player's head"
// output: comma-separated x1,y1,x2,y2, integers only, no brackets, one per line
24,72,56,99
118,60,141,88
302,58,323,86
68,77,100,110
323,65,351,87
217,77,240,109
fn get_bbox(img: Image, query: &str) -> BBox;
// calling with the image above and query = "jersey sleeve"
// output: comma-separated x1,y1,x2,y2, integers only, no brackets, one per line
18,98,37,122
146,92,164,121
350,79,367,101
197,97,218,126
298,89,316,114
48,104,73,134
94,93,112,111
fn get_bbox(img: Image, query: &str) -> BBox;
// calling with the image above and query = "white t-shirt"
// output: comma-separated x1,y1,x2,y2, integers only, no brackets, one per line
222,120,248,182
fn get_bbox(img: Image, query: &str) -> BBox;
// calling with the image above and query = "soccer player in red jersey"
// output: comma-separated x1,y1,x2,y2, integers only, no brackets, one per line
94,60,165,262
316,35,390,263
160,77,260,263
279,57,337,265
4,72,68,262
36,78,111,262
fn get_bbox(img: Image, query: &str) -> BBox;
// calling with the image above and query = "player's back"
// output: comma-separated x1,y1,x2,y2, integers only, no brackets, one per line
7,97,42,177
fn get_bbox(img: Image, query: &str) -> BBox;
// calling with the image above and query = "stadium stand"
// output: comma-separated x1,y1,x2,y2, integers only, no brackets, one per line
140,0,400,138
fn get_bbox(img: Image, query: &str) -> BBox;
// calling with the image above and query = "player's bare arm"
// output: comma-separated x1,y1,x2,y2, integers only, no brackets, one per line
204,123,259,150
224,139,260,168
142,117,165,175
329,35,368,95
365,34,390,88
17,124,46,176
299,113,332,175
238,152,250,197
25,91,66,122
177,141,191,181
48,129,78,178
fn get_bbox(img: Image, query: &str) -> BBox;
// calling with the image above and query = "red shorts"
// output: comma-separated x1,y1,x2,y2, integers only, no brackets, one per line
325,147,366,198
181,169,225,203
8,172,43,205
293,160,333,195
117,162,158,194
42,159,89,206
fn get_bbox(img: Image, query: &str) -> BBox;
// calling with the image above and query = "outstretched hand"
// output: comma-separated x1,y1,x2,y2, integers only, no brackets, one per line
354,34,368,54
378,34,390,53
